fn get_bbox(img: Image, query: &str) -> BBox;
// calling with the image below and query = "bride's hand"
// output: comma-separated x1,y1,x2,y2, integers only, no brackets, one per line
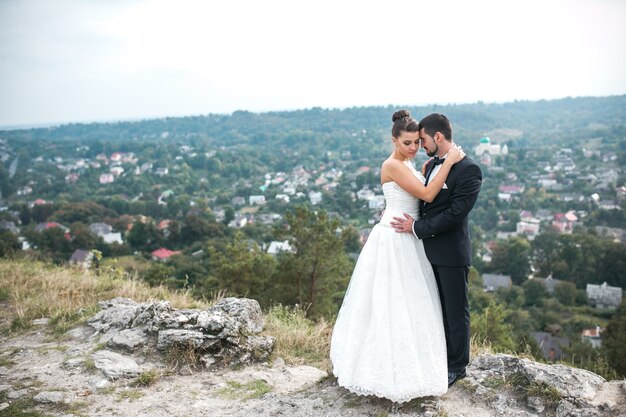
446,145,465,164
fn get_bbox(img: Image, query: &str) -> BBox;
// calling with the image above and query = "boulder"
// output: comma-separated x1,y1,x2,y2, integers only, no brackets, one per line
92,350,141,380
87,296,275,369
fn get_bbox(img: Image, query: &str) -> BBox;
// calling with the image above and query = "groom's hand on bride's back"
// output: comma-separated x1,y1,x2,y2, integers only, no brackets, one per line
390,213,415,233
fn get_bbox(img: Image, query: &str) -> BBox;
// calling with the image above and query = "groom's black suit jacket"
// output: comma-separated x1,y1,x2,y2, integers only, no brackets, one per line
413,156,482,267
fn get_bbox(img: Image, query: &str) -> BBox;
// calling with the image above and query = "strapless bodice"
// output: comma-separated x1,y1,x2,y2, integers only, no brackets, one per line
378,160,425,227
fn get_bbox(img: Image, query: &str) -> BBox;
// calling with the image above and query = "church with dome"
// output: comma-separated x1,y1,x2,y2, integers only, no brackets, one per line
474,134,509,156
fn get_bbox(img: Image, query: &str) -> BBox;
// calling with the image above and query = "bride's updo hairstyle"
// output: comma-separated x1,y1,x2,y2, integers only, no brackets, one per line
391,109,420,138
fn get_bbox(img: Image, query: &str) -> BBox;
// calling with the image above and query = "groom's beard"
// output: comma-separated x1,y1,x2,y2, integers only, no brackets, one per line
424,145,438,157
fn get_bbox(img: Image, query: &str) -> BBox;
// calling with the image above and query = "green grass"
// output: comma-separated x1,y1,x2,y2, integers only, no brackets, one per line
83,357,98,374
482,375,506,389
0,357,14,367
132,370,160,387
508,372,562,406
116,389,144,402
0,397,52,417
217,379,272,400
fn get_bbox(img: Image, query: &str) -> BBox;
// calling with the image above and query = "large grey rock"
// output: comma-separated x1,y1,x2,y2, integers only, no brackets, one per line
156,329,219,351
85,296,276,370
87,296,275,369
33,391,65,404
107,328,149,352
92,350,141,379
462,353,623,417
87,297,139,332
210,297,264,333
471,354,605,399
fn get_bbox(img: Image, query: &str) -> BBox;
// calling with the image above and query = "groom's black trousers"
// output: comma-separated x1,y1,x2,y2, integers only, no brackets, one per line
431,264,470,373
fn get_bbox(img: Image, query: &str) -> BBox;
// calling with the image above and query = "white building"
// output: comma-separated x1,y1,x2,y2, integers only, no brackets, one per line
474,135,509,156
267,240,295,256
309,191,322,205
357,188,375,201
249,195,266,205
586,282,622,309
369,195,386,210
276,194,290,203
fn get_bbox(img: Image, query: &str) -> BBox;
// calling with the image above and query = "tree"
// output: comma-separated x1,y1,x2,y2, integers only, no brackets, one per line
272,206,353,318
126,221,161,251
206,232,276,304
554,281,577,306
489,237,531,285
602,300,626,378
471,299,516,352
522,279,548,307
0,231,19,257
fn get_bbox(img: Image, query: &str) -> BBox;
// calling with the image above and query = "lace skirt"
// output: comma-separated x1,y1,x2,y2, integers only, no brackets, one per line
329,221,448,403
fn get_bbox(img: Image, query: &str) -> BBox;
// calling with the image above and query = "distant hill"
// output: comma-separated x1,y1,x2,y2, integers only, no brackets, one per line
1,95,625,150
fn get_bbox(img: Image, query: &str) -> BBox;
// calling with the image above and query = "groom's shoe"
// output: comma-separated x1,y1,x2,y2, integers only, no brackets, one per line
447,369,467,388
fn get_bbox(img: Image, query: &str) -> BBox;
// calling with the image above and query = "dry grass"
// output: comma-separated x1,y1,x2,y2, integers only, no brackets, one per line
263,304,334,372
0,258,211,336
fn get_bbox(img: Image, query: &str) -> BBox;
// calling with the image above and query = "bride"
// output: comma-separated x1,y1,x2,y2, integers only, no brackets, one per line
329,109,464,404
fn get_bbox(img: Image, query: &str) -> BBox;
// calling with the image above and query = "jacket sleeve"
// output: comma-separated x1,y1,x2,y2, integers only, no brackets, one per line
413,163,482,239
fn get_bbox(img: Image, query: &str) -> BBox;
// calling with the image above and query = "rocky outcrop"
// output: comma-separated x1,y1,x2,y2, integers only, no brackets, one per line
86,297,275,369
460,353,626,417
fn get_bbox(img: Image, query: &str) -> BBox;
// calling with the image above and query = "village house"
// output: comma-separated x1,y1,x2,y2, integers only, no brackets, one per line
552,211,578,233
151,247,181,262
69,249,94,269
99,173,114,184
275,194,290,203
516,218,540,239
0,220,19,234
482,274,512,292
231,196,246,206
533,274,563,294
228,214,248,228
249,195,266,205
266,240,295,256
586,282,622,309
357,188,375,201
368,195,385,210
308,191,322,205
581,326,603,348
530,331,570,362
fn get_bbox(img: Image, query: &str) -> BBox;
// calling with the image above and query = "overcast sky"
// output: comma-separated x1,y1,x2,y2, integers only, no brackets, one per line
1,0,625,127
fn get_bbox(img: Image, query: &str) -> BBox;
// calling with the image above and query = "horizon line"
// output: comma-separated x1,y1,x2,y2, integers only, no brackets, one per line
1,93,624,132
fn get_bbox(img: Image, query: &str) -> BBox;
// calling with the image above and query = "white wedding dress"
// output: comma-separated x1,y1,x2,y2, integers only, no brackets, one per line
329,160,448,403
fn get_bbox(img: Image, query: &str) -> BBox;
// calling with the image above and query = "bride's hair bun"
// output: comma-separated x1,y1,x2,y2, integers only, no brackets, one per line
392,110,411,123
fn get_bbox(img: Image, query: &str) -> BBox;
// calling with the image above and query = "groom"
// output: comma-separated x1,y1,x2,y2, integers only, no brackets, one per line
390,113,482,388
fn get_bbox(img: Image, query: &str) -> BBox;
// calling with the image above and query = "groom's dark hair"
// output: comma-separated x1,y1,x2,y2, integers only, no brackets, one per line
419,113,453,142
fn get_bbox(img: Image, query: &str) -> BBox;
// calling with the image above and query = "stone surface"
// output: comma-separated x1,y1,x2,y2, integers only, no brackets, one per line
7,388,29,399
31,318,50,326
33,391,66,404
87,296,275,368
92,349,141,379
107,328,149,352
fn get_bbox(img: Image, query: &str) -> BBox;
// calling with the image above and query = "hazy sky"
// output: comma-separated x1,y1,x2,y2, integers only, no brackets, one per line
1,0,625,127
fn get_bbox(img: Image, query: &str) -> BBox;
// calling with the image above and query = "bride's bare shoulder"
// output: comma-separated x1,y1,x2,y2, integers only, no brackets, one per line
381,158,403,169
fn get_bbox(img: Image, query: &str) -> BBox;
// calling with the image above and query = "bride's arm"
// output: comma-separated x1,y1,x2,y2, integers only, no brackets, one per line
386,149,464,203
